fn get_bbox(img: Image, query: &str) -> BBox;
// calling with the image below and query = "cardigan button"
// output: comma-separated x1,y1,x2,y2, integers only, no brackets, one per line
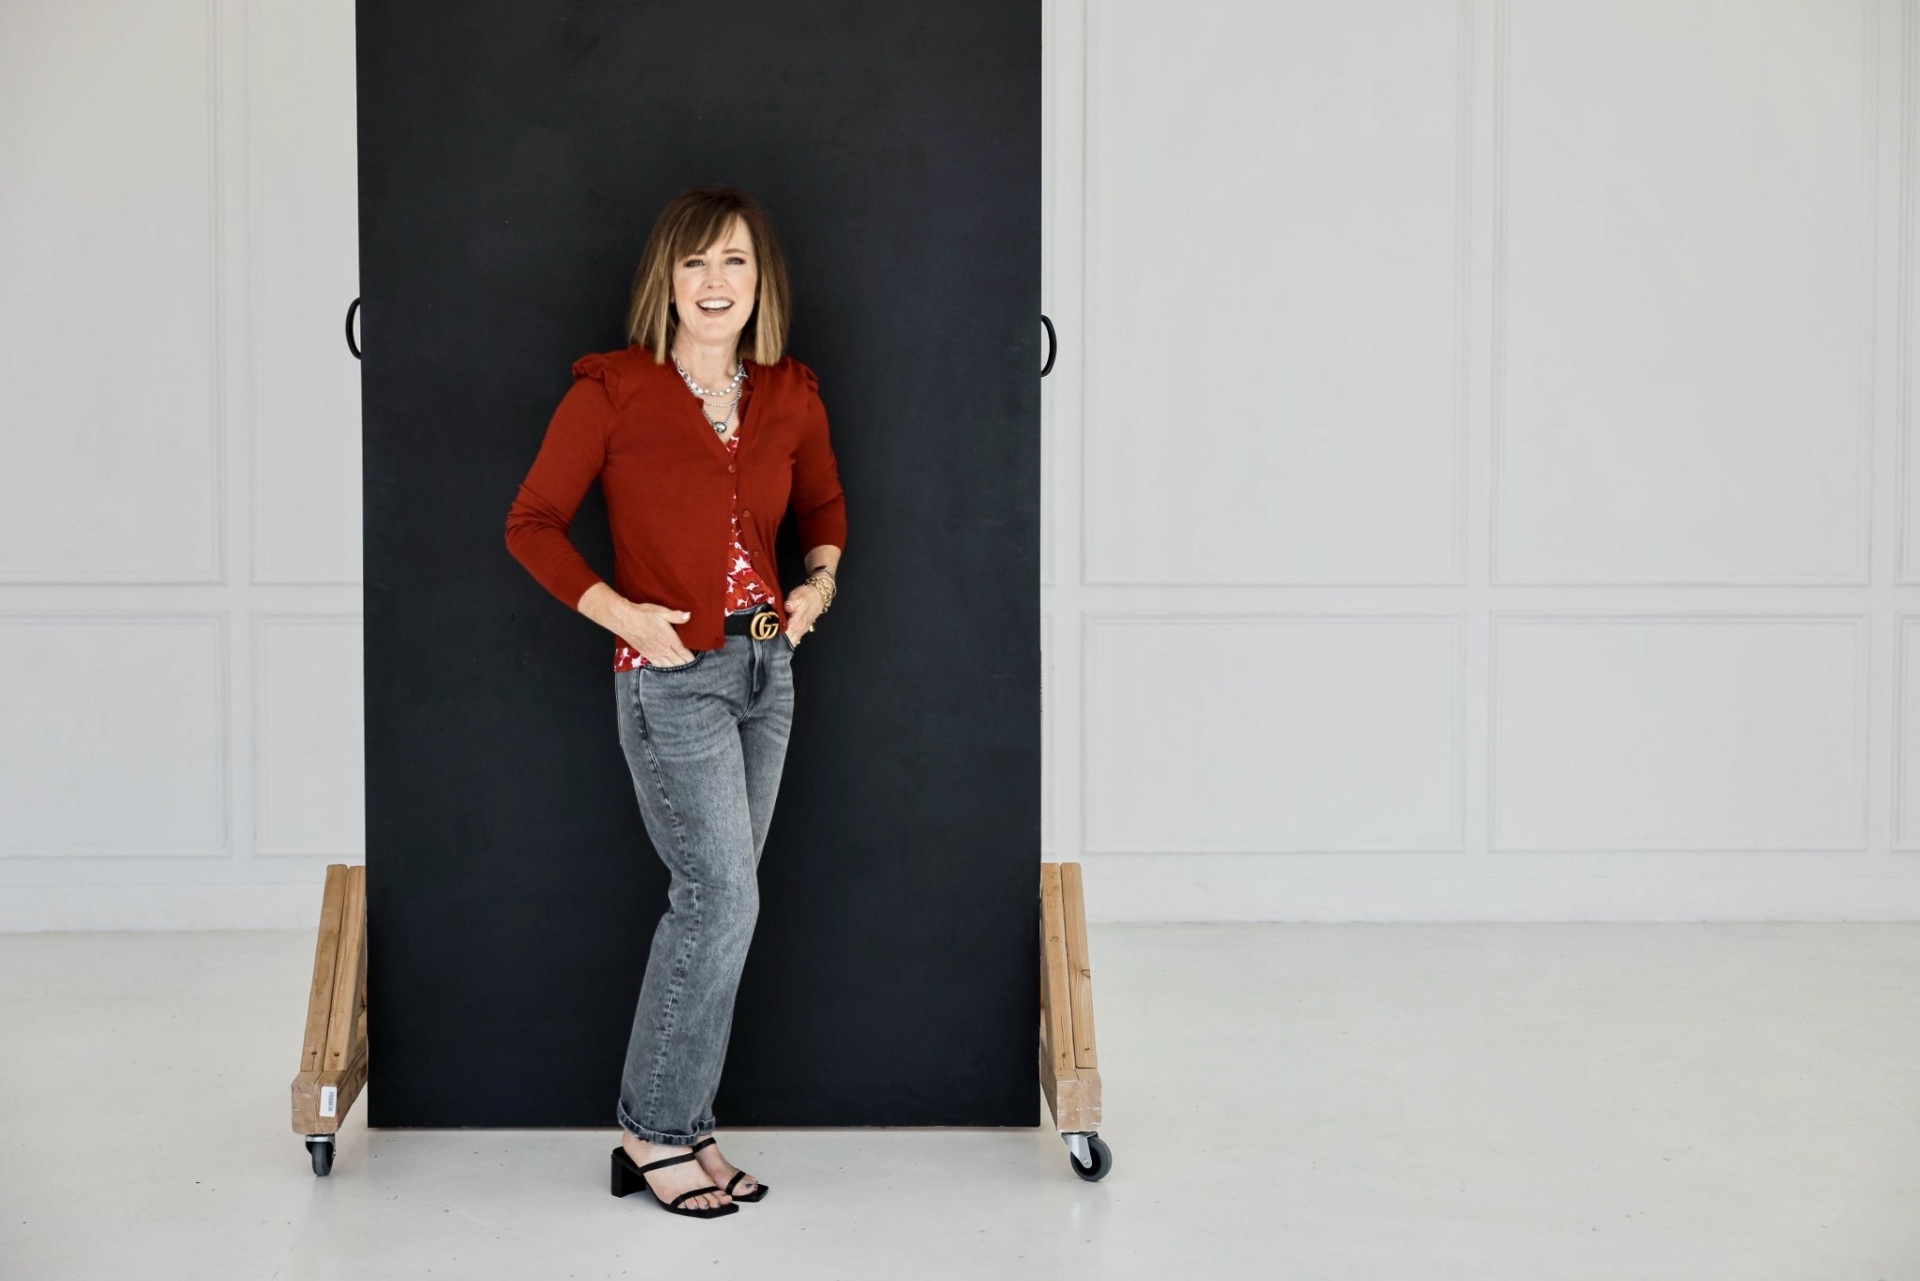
741,509,752,519
727,464,736,473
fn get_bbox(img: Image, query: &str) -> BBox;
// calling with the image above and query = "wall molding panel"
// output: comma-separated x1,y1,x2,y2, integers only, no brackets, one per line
1889,613,1920,848
0,613,230,857
252,615,365,857
1899,0,1920,583
1487,614,1871,853
0,0,227,585
1490,0,1878,587
1079,0,1472,587
1080,614,1466,855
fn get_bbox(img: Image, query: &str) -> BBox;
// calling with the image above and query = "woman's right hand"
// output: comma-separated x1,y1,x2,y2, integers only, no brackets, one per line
575,584,694,666
616,600,696,666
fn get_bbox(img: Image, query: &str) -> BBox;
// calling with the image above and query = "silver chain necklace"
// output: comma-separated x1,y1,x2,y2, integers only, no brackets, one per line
671,351,747,399
699,390,741,436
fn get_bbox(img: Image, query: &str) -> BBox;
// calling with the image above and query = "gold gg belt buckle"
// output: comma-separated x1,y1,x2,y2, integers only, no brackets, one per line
749,610,780,641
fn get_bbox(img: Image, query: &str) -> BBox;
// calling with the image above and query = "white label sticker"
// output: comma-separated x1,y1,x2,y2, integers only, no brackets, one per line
319,1085,338,1118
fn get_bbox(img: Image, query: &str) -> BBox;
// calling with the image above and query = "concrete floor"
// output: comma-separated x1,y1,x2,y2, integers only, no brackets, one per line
2,923,1918,1280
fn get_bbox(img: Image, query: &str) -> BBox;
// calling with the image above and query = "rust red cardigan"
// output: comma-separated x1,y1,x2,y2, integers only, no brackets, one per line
503,345,847,653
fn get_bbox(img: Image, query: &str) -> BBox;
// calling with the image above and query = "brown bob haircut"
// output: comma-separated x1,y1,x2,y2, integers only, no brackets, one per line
626,185,792,366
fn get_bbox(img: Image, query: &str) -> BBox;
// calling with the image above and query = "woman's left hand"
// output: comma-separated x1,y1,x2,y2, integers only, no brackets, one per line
782,582,825,646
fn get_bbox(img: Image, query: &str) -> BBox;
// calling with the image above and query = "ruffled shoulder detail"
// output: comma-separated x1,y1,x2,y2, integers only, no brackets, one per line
569,345,656,408
784,356,820,396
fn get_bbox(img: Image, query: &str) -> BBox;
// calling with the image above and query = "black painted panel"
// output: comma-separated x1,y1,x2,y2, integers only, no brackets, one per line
357,0,1040,1126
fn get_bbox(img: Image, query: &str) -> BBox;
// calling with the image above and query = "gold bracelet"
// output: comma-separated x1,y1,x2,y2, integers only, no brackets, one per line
805,568,837,612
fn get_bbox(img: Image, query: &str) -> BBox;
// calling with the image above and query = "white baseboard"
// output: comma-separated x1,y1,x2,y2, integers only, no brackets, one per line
1081,870,1920,922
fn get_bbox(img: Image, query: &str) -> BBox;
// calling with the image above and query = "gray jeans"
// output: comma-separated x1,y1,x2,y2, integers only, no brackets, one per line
612,622,796,1144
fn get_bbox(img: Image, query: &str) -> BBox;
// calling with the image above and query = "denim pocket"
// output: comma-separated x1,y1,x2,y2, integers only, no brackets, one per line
647,649,708,673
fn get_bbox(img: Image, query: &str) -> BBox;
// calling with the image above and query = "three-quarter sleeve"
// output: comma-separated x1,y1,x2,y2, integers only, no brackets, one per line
503,370,615,610
790,362,848,553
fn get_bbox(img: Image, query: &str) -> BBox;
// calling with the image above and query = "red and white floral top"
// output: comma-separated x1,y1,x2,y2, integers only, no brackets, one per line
613,428,775,671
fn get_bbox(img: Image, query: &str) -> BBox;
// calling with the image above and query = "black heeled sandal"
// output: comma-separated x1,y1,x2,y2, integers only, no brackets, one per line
692,1136,768,1202
610,1144,739,1218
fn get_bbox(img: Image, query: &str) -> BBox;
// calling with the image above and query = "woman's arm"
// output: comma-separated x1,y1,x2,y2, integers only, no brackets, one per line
789,363,847,555
505,373,697,666
782,363,845,642
504,375,616,609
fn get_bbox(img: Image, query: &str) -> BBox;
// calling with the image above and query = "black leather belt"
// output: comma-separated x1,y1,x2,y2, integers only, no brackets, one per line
723,604,783,640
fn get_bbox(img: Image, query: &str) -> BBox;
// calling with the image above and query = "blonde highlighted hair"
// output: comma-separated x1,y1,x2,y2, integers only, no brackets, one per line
626,185,791,365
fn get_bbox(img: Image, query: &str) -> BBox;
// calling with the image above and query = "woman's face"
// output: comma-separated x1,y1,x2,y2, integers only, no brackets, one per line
671,216,758,351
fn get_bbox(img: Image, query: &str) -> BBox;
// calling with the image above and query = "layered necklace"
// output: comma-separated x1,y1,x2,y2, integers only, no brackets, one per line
671,351,748,436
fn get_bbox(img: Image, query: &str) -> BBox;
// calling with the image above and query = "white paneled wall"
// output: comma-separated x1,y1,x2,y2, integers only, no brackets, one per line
1042,0,1920,921
0,0,361,928
7,0,1920,925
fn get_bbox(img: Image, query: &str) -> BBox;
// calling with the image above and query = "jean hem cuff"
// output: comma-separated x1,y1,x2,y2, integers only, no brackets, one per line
617,1102,704,1147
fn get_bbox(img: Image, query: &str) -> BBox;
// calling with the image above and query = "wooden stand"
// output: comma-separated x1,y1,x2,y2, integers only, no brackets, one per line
289,862,1090,1179
1040,861,1111,1180
290,863,368,1176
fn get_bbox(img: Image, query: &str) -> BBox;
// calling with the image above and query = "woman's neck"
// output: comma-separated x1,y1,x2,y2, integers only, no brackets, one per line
670,332,740,391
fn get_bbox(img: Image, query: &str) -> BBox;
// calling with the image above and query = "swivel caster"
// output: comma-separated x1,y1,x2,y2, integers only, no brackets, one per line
306,1135,335,1177
1062,1131,1111,1182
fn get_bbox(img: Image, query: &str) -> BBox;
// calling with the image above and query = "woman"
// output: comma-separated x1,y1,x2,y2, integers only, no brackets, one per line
504,185,846,1219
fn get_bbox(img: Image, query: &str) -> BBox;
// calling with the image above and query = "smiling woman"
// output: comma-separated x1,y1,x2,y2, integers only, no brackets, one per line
626,187,791,367
503,184,846,1219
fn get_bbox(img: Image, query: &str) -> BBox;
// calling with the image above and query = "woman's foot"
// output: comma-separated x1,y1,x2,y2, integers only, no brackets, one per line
691,1133,760,1198
620,1131,733,1211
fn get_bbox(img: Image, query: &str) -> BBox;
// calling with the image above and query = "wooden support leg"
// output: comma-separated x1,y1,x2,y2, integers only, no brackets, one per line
1039,862,1102,1136
292,864,369,1174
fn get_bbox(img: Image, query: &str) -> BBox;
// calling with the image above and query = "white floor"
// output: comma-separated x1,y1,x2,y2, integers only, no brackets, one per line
3,923,1919,1280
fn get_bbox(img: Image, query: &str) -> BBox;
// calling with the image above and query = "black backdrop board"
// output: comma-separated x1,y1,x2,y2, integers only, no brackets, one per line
357,3,1040,1127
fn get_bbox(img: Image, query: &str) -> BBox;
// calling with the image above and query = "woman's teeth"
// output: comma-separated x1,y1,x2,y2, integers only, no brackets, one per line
698,300,732,312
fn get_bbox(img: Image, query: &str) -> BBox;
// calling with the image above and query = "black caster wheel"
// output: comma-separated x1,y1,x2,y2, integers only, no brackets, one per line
307,1136,335,1177
1066,1133,1111,1182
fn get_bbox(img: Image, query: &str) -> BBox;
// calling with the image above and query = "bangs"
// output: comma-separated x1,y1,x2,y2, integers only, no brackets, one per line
663,202,753,263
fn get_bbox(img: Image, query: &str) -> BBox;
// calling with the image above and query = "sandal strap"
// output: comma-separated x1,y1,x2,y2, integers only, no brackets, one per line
690,1137,716,1153
634,1150,700,1176
668,1184,724,1208
724,1170,753,1195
